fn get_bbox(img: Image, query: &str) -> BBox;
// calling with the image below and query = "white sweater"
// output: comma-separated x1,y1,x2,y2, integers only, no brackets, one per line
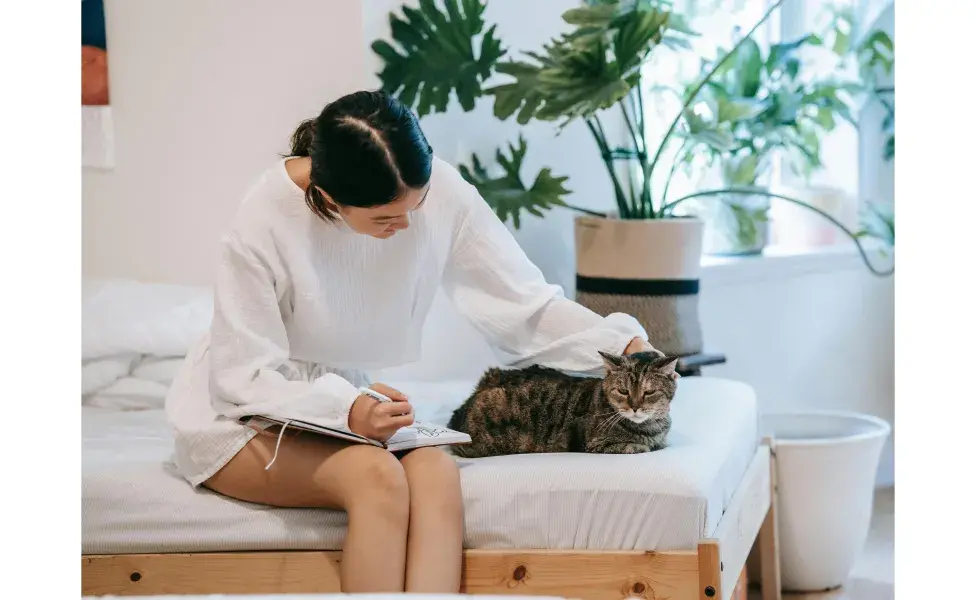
165,157,650,485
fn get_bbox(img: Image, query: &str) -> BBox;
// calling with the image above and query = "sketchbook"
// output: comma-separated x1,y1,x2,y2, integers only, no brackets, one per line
242,414,471,452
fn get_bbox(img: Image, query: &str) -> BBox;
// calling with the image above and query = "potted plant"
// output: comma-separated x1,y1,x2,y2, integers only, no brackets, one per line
673,32,858,255
371,0,892,355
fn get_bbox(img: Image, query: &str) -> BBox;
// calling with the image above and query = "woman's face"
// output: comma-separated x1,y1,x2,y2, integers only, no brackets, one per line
319,184,430,239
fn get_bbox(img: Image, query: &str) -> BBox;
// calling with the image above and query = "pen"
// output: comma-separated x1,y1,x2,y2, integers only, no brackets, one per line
358,387,393,403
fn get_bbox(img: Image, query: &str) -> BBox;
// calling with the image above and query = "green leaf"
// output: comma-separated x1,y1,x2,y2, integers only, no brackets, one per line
831,27,850,55
457,136,572,229
814,107,835,131
727,202,767,248
372,0,505,116
858,30,894,76
733,37,763,98
884,135,895,161
683,127,736,152
722,154,759,186
562,3,618,27
783,57,800,80
856,201,894,246
767,34,814,72
716,96,765,124
487,0,687,125
683,107,708,134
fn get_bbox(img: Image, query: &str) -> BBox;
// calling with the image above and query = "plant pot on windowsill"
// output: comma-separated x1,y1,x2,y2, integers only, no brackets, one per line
697,160,774,257
574,215,705,356
704,217,769,256
699,190,771,256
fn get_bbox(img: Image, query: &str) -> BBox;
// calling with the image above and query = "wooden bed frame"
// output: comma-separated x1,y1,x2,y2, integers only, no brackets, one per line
82,444,781,600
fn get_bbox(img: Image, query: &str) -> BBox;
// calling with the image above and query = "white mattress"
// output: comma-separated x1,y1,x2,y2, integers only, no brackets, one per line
82,377,758,554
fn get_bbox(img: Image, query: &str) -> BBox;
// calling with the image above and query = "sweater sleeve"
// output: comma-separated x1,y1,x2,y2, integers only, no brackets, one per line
207,233,361,425
441,183,654,375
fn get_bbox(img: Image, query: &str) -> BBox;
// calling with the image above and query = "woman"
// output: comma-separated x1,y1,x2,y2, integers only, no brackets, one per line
166,90,655,593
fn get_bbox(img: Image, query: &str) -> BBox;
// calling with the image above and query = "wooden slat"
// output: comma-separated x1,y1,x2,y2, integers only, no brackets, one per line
708,445,772,600
461,549,699,600
82,551,342,596
758,439,782,600
83,549,701,599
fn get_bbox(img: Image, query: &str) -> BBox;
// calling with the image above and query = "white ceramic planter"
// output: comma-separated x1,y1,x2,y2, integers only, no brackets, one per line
761,411,891,592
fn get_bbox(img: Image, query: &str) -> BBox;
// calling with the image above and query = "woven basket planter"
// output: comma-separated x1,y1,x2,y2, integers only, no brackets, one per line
574,216,705,356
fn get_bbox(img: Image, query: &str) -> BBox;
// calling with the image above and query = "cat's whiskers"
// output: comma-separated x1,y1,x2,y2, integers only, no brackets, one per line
596,412,624,435
594,414,615,434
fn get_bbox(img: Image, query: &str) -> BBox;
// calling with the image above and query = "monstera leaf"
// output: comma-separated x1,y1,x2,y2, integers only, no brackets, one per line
458,136,571,229
565,1,696,51
371,0,504,116
488,0,687,125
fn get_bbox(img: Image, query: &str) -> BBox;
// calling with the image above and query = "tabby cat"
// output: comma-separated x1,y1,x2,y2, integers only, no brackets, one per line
448,351,679,458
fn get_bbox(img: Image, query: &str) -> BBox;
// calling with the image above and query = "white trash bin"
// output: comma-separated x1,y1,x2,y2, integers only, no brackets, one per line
761,411,891,592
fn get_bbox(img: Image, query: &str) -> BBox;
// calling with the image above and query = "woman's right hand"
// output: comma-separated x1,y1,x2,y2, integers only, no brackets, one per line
348,383,415,441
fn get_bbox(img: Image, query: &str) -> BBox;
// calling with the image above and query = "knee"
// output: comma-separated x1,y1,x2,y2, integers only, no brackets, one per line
402,449,463,514
348,449,410,522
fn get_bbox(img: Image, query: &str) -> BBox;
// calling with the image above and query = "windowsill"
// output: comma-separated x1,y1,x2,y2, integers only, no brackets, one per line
700,243,893,286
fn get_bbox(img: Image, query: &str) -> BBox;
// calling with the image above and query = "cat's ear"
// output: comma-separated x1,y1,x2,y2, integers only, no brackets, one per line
655,356,681,381
599,351,625,370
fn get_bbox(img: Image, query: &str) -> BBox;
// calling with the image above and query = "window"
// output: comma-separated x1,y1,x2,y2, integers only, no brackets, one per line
640,0,887,251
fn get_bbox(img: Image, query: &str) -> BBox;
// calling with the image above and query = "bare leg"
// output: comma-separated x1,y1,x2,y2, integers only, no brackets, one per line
205,428,410,592
398,447,464,593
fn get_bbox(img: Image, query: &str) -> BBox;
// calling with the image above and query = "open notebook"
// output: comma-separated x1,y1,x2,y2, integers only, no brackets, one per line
243,414,471,452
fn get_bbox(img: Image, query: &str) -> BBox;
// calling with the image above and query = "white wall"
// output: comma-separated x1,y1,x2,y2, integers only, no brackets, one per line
700,259,894,486
83,0,368,285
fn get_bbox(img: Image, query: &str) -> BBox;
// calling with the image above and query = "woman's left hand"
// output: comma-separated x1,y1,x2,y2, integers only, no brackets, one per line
624,337,660,356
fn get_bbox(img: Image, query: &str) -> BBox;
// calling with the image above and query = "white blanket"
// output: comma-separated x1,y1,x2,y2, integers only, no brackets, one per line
82,279,212,410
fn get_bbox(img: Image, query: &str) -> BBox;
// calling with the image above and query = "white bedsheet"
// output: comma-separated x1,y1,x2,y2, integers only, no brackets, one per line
82,377,758,554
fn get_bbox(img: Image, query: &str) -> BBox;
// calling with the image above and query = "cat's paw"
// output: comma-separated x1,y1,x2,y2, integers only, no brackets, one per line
622,443,651,454
593,443,651,454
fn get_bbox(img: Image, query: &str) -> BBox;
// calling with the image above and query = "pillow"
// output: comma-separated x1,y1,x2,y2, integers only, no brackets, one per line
82,354,139,396
82,278,213,361
131,356,186,387
83,377,169,411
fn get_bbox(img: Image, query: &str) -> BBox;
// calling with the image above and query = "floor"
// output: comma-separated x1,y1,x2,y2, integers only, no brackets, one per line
750,487,894,600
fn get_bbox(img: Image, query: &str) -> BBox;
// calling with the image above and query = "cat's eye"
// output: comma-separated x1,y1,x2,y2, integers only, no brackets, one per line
614,387,628,395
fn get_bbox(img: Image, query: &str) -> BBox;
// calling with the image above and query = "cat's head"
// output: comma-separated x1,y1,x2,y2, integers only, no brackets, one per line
598,351,679,424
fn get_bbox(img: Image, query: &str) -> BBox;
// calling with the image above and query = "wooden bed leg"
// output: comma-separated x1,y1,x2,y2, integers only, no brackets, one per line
697,540,721,600
758,438,782,600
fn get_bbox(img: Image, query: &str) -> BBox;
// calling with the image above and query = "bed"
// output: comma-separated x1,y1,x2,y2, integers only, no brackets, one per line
81,280,780,599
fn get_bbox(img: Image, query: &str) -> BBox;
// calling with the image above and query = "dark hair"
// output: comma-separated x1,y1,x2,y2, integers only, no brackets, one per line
289,90,433,222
